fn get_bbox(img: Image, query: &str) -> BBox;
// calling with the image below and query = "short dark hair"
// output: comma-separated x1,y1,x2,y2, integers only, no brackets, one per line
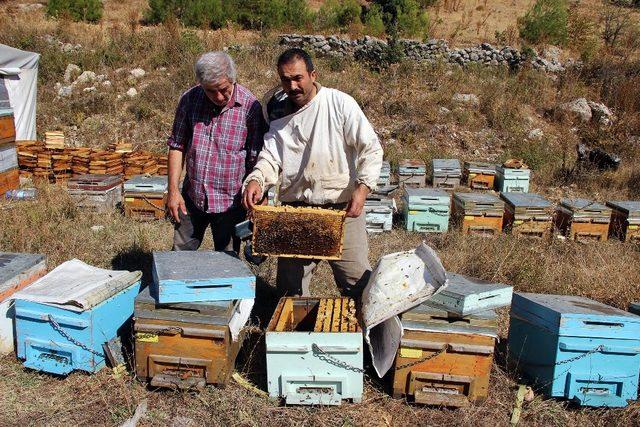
277,48,315,73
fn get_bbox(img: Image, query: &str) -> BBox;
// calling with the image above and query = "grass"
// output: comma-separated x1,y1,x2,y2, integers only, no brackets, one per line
1,1,640,425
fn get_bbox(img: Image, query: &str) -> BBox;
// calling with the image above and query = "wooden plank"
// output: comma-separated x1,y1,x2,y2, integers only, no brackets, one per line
331,298,341,332
340,298,349,332
347,299,358,332
322,298,333,332
314,299,327,332
275,299,293,332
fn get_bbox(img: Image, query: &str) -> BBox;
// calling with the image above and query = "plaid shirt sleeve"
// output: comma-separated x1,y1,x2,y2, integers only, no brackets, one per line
245,99,266,171
167,91,192,151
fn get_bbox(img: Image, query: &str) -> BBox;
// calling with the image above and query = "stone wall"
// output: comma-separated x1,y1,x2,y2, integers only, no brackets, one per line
279,34,576,73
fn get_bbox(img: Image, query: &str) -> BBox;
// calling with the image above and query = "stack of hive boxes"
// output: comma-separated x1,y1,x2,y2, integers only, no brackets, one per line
123,175,168,220
432,159,461,189
0,107,19,195
392,272,513,406
266,297,363,405
403,188,451,233
509,293,640,407
67,174,123,212
12,259,142,375
555,198,611,242
50,149,73,182
0,252,47,355
495,160,530,193
135,251,255,389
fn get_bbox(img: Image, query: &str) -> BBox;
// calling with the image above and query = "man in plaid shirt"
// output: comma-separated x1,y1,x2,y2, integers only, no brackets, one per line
167,51,265,252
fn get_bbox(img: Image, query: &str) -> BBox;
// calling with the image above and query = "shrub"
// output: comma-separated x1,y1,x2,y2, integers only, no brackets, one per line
364,4,386,37
517,0,568,45
47,0,103,23
316,0,363,30
372,0,430,38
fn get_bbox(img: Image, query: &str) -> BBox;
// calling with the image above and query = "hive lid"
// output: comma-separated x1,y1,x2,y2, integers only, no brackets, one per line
401,303,498,338
453,192,503,206
0,252,46,301
153,251,253,283
560,198,609,213
124,175,168,193
606,200,640,216
12,259,141,311
433,159,461,170
501,192,551,208
68,174,122,191
404,188,450,198
511,292,640,339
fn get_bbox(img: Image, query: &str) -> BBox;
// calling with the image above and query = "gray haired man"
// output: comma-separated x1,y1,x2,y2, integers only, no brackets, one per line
167,51,266,252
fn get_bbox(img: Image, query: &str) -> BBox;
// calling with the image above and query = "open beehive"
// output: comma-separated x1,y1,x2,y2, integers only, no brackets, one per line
252,205,346,260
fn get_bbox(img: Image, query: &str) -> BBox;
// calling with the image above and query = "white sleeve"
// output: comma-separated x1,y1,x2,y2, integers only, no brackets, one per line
242,130,281,193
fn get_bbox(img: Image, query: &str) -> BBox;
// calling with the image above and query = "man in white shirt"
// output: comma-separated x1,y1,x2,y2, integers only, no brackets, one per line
242,48,383,298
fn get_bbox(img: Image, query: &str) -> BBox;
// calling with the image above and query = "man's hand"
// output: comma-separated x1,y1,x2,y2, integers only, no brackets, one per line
242,180,263,211
346,184,369,218
167,190,187,223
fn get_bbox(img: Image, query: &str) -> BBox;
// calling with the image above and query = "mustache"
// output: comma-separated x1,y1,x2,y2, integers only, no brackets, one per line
288,90,303,96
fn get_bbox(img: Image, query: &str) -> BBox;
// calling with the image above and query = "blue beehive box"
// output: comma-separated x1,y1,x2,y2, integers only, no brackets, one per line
509,292,640,407
402,188,451,233
152,251,255,303
12,260,141,375
495,165,530,193
428,272,513,316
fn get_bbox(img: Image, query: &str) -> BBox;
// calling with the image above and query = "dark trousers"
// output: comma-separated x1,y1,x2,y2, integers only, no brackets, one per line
172,194,244,253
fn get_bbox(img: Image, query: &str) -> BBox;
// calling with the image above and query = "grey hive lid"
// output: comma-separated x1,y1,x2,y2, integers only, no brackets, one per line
606,200,640,215
404,188,449,198
153,251,253,282
0,252,45,292
501,192,551,208
433,159,461,169
454,192,502,204
560,198,608,212
124,175,168,192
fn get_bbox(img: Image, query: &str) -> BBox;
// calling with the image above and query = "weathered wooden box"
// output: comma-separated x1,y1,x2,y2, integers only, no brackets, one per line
0,142,18,173
364,195,394,233
67,174,123,212
0,253,46,355
393,304,497,406
403,188,451,233
509,292,640,407
0,110,15,145
495,165,530,193
452,192,504,236
13,262,141,375
432,159,461,189
428,272,513,316
606,200,640,243
398,159,426,188
152,251,255,304
0,167,19,196
501,192,554,238
555,198,611,242
266,297,363,405
134,287,243,389
252,205,346,260
463,162,496,190
123,175,168,220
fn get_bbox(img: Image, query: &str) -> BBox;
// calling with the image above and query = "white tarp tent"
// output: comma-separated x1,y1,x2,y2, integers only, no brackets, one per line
0,44,39,140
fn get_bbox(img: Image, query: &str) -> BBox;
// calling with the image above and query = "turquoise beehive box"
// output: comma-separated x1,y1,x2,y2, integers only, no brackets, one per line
509,292,640,407
402,188,451,233
13,260,141,375
152,251,255,303
495,165,530,193
428,272,513,316
266,297,363,405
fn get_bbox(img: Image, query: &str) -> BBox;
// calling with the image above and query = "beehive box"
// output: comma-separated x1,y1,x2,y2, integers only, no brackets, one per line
393,304,497,406
501,192,554,238
495,165,530,193
509,293,640,407
452,192,504,236
364,195,394,233
377,160,391,187
606,200,640,243
266,297,363,405
0,110,15,144
402,188,451,233
432,159,462,189
251,205,346,260
0,142,18,173
0,253,46,355
463,162,496,190
13,260,141,375
427,272,513,316
152,251,255,304
134,287,243,389
555,198,611,242
67,174,123,212
398,159,426,188
0,167,19,196
123,175,168,220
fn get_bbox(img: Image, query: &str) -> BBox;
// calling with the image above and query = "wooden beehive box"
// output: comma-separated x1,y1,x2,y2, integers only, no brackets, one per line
501,192,554,238
266,297,363,405
606,200,640,243
463,162,496,190
452,192,504,236
252,205,346,260
0,110,16,145
123,175,168,220
0,167,19,196
134,287,243,390
555,198,611,242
